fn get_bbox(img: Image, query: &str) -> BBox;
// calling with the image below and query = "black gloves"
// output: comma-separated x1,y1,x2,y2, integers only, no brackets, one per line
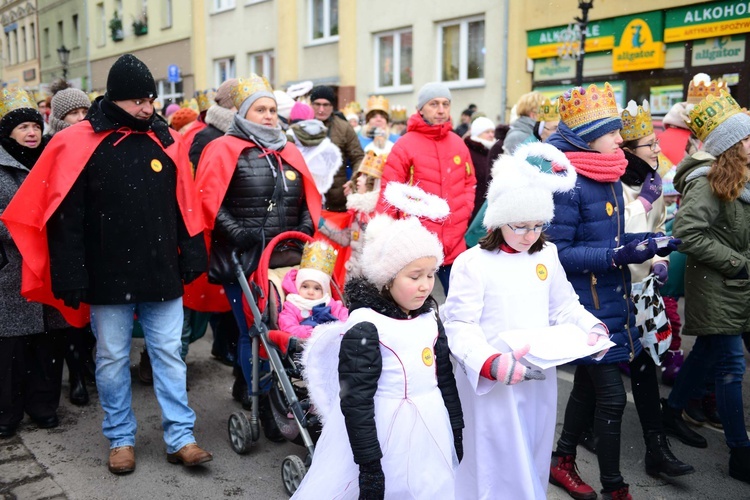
181,271,202,285
733,267,749,280
359,460,385,500
54,289,86,309
612,238,657,267
454,428,464,463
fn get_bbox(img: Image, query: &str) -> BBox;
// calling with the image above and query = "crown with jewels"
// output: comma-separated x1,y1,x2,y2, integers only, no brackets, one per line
342,101,361,114
558,83,619,129
358,150,386,179
230,74,273,110
0,88,37,119
686,89,742,142
180,98,200,112
194,89,215,112
687,73,728,105
538,98,560,122
390,105,407,123
365,95,390,118
620,100,653,141
300,240,338,276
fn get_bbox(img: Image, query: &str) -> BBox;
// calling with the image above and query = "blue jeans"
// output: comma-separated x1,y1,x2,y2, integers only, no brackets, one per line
668,334,749,448
90,298,196,454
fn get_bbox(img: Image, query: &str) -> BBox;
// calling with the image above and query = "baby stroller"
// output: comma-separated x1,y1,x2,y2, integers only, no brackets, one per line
226,231,344,496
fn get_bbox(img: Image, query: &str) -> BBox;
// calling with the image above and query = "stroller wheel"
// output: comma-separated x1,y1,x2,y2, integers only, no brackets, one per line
228,412,255,454
281,455,307,496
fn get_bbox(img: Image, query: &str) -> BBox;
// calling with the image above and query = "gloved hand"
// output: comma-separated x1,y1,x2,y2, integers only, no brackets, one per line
732,266,749,280
652,261,669,286
656,237,681,257
235,228,260,250
490,344,546,385
587,329,610,359
53,289,86,309
638,172,663,212
359,460,385,500
453,428,464,463
182,271,202,285
612,238,657,267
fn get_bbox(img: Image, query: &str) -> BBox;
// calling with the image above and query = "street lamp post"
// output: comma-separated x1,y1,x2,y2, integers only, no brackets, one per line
57,45,70,81
575,1,594,86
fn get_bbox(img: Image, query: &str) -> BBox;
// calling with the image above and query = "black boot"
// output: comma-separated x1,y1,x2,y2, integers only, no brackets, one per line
138,349,153,385
661,398,708,448
729,446,750,484
258,395,285,443
66,343,90,406
644,433,695,477
231,368,251,411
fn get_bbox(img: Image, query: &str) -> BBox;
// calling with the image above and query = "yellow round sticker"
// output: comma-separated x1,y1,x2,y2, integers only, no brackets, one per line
285,170,297,181
605,202,614,216
421,347,434,366
150,159,162,172
536,264,548,281
453,155,461,165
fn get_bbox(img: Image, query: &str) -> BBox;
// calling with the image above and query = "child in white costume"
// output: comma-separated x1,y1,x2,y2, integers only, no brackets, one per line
294,213,464,499
442,143,609,500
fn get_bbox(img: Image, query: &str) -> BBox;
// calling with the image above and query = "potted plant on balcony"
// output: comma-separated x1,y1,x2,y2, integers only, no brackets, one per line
132,11,148,36
109,11,124,41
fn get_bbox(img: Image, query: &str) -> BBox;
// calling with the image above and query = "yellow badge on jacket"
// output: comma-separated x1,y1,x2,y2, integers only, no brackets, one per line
536,264,548,281
151,159,162,172
605,202,614,216
422,347,434,366
285,170,297,181
453,155,461,165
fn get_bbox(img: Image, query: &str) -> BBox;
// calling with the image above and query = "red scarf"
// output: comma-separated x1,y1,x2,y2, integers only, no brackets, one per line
565,148,627,183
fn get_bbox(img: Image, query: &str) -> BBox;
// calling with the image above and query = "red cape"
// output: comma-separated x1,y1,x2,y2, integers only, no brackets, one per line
181,121,208,171
0,121,203,327
183,135,322,312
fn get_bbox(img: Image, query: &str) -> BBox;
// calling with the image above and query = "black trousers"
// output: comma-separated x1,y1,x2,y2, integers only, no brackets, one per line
0,331,65,427
628,349,664,437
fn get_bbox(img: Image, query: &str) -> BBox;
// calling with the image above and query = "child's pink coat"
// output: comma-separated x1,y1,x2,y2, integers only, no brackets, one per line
278,268,348,338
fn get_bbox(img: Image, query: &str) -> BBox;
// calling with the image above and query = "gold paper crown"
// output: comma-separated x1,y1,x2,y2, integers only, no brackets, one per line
620,100,654,141
32,90,47,104
342,103,360,118
558,83,619,129
538,98,560,122
687,74,728,105
180,98,199,112
358,150,386,179
687,90,742,142
230,74,273,110
390,105,407,123
300,240,338,276
365,95,390,118
0,88,37,119
194,90,215,112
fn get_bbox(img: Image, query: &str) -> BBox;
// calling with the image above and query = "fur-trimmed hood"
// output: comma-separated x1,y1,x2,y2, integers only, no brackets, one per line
344,277,436,319
345,189,379,213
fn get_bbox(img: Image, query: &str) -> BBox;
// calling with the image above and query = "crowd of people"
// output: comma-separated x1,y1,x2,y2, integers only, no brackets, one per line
1,53,749,500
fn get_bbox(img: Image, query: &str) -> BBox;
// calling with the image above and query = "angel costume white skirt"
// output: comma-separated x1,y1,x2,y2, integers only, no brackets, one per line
293,308,458,499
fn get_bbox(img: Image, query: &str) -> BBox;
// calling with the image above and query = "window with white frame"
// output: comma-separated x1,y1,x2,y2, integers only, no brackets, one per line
309,0,338,43
96,3,105,47
374,28,413,91
213,0,236,13
438,16,485,85
214,57,236,88
43,27,50,57
248,51,275,88
72,14,79,46
30,22,36,58
161,0,173,28
157,80,183,108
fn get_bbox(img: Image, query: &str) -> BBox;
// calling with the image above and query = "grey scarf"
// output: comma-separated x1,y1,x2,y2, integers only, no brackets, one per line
227,114,287,151
686,165,750,203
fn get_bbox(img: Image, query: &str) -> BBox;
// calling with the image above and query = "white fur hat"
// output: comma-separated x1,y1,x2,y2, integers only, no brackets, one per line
362,215,444,290
295,268,331,297
483,142,577,230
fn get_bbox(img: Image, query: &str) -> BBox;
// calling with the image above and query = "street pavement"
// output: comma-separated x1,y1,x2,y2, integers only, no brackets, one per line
3,303,750,499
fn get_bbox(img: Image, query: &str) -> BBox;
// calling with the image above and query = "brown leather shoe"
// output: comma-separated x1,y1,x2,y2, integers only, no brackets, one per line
166,443,213,466
108,446,135,474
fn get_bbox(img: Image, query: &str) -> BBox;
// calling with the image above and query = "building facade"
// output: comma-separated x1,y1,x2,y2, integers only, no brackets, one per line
38,0,87,90
1,0,40,90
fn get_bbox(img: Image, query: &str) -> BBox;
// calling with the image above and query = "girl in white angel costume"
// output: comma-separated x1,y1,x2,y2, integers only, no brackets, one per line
442,143,610,500
294,187,464,499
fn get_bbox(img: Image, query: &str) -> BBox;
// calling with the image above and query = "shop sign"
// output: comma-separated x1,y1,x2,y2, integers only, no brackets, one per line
526,19,614,59
650,84,684,115
533,57,576,81
692,35,745,65
23,68,35,81
665,0,750,43
612,12,666,72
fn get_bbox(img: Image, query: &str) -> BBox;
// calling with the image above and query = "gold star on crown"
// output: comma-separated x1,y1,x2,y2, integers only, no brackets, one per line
687,74,728,105
230,74,273,110
538,98,560,122
300,240,338,276
358,150,386,179
687,90,742,142
620,100,654,142
558,83,619,129
194,89,215,112
0,88,37,119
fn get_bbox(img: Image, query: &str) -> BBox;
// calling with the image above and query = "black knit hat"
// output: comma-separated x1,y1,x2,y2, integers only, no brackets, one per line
310,86,335,104
0,107,44,138
105,54,157,101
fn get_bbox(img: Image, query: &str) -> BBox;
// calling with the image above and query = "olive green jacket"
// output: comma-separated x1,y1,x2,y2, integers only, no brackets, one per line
673,152,750,336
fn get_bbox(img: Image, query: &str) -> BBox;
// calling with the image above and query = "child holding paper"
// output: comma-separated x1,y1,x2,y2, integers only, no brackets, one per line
442,143,609,500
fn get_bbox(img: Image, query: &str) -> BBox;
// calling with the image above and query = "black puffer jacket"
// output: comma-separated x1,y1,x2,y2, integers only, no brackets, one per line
338,278,464,465
209,146,313,283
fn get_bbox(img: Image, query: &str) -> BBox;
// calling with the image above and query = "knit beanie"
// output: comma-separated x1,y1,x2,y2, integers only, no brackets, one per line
274,90,295,121
290,102,314,123
170,107,198,132
51,88,91,121
295,268,332,297
703,112,750,157
558,84,622,144
417,82,452,110
470,116,495,139
105,54,157,101
484,143,577,230
362,215,444,290
0,107,43,138
215,78,238,109
310,85,335,104
164,103,180,118
662,102,692,130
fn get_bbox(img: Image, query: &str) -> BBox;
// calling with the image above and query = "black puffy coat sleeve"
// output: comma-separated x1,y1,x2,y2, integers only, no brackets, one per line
47,170,88,293
214,204,251,248
435,318,464,432
339,321,383,465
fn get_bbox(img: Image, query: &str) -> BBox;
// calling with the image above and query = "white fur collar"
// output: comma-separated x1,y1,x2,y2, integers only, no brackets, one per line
346,189,379,213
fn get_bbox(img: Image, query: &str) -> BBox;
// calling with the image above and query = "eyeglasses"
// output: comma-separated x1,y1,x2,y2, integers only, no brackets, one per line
506,223,549,235
633,139,660,151
311,102,332,108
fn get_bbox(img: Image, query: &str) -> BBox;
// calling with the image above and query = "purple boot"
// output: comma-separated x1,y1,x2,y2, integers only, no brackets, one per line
661,350,684,386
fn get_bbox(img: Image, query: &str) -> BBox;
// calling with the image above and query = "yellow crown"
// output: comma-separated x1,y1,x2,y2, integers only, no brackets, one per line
358,150,386,179
620,100,654,141
365,95,390,118
180,98,199,112
390,105,407,123
300,240,338,276
0,88,37,119
687,90,742,142
558,83,619,129
32,90,47,104
342,101,361,114
538,98,560,122
687,74,728,105
194,89,215,112
230,74,273,110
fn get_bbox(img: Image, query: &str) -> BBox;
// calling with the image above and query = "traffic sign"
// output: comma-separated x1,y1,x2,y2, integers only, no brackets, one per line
167,64,181,83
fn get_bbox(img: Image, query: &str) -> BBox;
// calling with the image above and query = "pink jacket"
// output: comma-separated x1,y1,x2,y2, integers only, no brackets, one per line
277,269,348,338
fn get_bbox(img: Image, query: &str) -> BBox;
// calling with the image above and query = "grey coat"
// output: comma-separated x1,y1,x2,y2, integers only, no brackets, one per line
502,115,536,155
0,146,44,337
